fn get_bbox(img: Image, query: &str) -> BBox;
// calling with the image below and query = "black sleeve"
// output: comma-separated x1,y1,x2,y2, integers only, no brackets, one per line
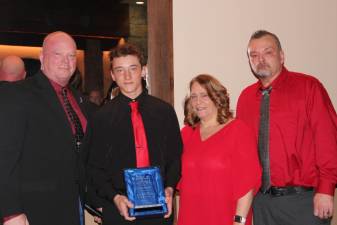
84,106,108,208
87,111,119,207
164,106,183,189
85,165,111,208
0,85,26,217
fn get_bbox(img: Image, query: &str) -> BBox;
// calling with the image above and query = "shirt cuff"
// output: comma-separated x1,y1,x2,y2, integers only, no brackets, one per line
3,213,21,223
316,179,336,196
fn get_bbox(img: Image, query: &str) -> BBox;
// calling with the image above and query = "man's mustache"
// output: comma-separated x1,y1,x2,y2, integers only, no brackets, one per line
257,63,270,70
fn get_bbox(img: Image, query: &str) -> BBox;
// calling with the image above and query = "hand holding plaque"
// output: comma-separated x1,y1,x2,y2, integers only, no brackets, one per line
124,167,168,217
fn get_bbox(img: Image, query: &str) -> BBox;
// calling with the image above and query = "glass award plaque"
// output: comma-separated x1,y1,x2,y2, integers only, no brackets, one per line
124,167,168,217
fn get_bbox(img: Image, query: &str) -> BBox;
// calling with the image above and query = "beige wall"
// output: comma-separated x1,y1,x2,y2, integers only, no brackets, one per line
173,0,337,126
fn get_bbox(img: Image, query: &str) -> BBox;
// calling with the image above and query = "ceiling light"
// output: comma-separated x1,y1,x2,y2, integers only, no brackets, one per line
136,1,144,5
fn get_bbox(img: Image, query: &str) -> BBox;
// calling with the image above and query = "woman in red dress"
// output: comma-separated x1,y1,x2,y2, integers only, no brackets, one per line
177,74,261,225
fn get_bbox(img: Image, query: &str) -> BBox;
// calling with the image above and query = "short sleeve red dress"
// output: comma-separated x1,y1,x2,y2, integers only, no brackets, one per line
177,119,261,225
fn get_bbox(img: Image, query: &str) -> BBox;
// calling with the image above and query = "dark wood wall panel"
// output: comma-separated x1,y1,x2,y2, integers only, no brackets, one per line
147,0,174,105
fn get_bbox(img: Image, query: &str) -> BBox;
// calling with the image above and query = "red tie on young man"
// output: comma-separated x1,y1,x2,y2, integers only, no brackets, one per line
129,101,150,168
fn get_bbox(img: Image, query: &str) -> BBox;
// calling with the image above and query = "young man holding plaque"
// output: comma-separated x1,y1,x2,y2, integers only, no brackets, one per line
87,43,182,225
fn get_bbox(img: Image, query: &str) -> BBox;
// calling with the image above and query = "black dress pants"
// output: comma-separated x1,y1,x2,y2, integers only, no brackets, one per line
253,191,331,225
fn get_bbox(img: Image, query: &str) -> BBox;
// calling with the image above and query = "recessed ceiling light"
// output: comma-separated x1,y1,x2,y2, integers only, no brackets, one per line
136,1,144,5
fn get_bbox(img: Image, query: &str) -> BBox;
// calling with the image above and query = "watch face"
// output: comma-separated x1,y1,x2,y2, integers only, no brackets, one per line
234,215,246,224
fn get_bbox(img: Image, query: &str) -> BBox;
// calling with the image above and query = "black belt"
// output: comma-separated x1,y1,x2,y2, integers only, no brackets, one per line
262,186,313,197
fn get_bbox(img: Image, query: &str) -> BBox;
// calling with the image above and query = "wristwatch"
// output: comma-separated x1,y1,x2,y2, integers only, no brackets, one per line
234,215,246,224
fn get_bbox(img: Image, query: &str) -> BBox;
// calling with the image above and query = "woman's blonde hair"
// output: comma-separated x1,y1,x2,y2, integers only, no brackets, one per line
184,74,233,127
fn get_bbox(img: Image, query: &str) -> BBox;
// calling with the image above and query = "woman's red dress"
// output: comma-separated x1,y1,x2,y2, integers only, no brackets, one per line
177,119,261,225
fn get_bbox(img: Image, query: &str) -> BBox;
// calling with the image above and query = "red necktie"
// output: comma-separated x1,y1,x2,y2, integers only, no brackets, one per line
129,101,150,167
